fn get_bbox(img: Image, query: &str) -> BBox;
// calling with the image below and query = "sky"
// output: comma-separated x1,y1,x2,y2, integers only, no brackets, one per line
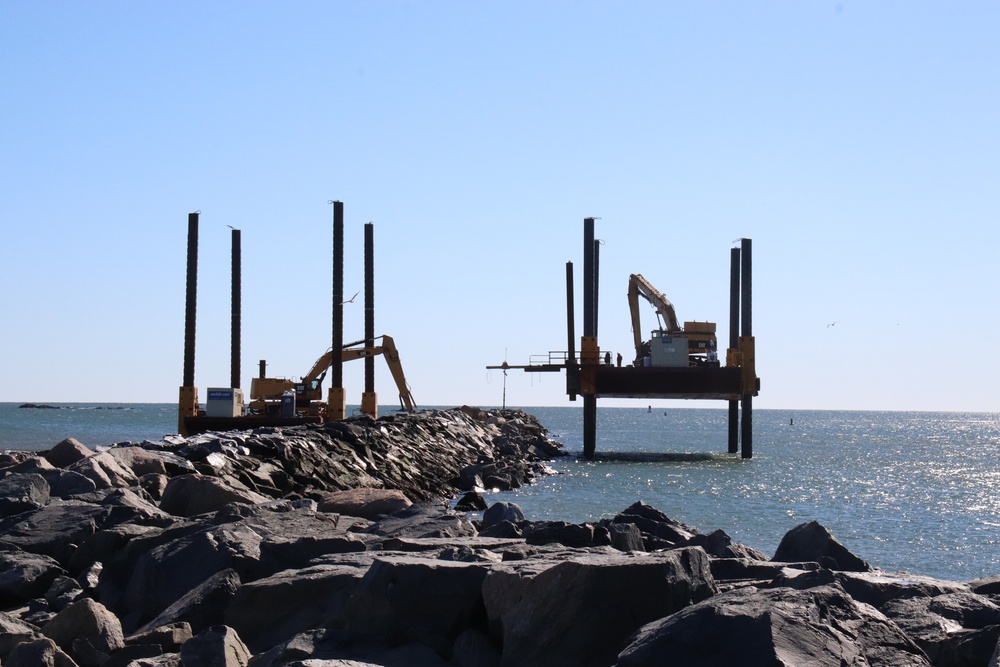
1,2,998,412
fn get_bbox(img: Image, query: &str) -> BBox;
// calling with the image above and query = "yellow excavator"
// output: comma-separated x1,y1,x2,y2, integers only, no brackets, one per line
627,274,718,367
249,334,416,416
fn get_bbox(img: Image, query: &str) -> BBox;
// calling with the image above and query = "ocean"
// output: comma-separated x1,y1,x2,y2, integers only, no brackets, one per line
2,402,998,582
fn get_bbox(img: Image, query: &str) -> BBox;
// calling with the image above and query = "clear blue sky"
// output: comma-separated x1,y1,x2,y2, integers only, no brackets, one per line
2,3,998,411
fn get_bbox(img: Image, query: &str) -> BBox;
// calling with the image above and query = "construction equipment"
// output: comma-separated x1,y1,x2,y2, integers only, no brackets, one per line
249,335,416,416
627,273,718,368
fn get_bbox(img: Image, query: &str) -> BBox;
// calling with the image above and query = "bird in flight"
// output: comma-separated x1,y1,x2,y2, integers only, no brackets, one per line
342,291,360,305
827,321,836,327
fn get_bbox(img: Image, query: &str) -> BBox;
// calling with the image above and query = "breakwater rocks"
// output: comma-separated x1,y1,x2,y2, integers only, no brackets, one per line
0,409,999,666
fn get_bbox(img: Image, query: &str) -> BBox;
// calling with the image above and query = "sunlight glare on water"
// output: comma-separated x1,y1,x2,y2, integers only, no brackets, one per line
502,407,1000,581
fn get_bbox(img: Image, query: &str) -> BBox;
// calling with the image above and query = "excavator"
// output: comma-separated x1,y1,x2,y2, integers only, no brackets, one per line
248,334,416,416
627,274,718,368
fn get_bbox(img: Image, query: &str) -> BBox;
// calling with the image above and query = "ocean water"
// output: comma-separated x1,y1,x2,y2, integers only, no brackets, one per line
1,402,998,581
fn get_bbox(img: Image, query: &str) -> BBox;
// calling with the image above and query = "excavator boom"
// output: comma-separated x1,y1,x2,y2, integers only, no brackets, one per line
628,273,681,361
627,273,717,367
249,335,417,414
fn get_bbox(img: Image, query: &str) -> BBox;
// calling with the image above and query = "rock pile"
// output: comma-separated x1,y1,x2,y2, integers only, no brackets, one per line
1,407,999,666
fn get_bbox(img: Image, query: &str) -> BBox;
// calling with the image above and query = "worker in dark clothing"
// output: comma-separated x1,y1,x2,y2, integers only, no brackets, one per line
604,351,611,366
616,353,622,367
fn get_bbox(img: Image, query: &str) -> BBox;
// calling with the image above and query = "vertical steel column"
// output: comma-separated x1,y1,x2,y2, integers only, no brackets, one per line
328,201,346,419
182,212,199,388
566,262,576,365
230,228,241,390
593,238,600,341
740,238,753,458
728,246,740,453
583,218,596,338
178,212,200,434
361,222,377,417
582,217,597,459
566,261,578,401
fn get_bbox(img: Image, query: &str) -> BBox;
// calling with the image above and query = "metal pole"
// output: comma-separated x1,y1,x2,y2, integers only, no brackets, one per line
583,218,595,338
365,223,375,393
182,212,198,389
582,217,597,459
566,261,578,401
361,221,377,417
740,238,753,458
593,238,600,342
230,228,241,390
328,201,346,419
178,211,200,434
566,262,576,364
728,246,740,453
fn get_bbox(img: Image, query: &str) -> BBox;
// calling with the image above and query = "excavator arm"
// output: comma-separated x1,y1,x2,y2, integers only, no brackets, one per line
250,336,416,413
379,335,416,411
628,274,682,361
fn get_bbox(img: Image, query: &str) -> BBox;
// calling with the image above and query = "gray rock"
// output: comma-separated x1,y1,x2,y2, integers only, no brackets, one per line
608,522,645,553
99,488,176,527
485,548,716,667
772,520,870,572
179,625,251,667
0,472,50,517
44,438,93,468
611,502,697,549
139,473,170,501
481,502,524,530
4,636,79,667
454,491,488,512
67,451,140,490
710,557,821,583
0,610,44,661
523,520,609,548
478,519,522,539
969,575,1000,596
225,564,366,654
159,473,270,518
364,502,477,539
101,643,164,667
457,464,484,491
315,488,412,519
882,592,1000,666
132,568,242,636
0,545,67,607
685,527,768,560
126,621,193,652
127,655,182,667
50,470,99,497
835,570,970,609
617,583,931,667
1,457,96,498
345,556,491,657
44,575,83,611
107,446,169,477
42,598,125,665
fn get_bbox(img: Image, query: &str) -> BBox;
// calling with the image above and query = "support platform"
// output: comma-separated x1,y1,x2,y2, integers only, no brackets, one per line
590,365,744,400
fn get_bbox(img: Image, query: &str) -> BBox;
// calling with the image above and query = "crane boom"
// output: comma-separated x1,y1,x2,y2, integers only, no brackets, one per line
249,335,416,414
627,273,717,367
628,273,682,358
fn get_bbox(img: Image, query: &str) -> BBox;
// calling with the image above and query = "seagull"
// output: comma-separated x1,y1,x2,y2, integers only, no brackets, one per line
827,321,836,327
342,291,360,305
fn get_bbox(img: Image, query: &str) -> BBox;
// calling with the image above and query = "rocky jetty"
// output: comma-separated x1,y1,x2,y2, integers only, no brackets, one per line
1,407,999,666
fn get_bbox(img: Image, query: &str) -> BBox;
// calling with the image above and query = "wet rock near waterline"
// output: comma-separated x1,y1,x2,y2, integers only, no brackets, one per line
2,408,1000,666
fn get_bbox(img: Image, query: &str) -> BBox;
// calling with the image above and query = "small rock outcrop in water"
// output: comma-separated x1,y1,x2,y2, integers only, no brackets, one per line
0,407,998,666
